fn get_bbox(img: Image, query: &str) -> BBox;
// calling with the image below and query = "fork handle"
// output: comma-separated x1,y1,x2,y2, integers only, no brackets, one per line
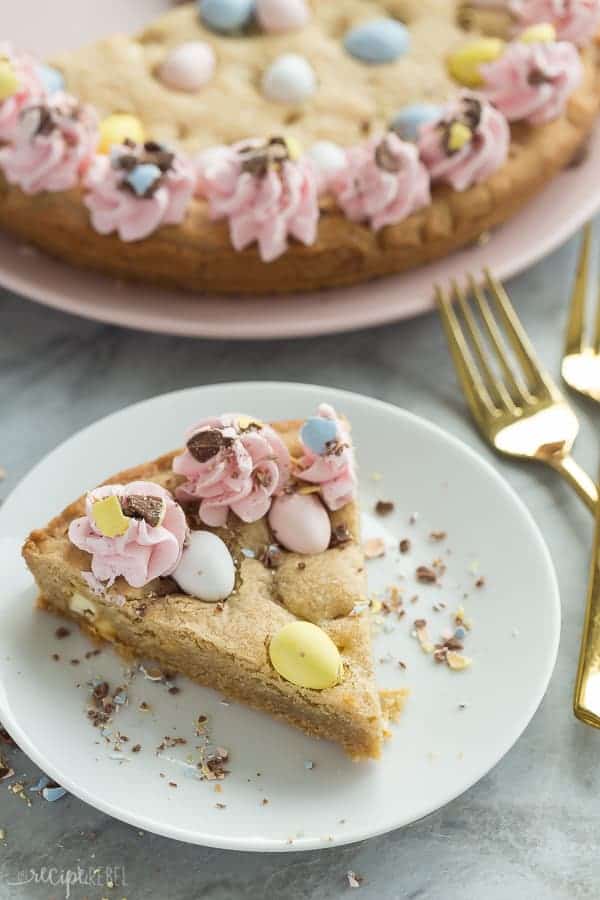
574,497,600,727
546,454,598,514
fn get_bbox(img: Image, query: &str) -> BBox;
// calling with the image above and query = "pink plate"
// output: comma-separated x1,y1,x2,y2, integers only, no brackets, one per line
2,1,600,339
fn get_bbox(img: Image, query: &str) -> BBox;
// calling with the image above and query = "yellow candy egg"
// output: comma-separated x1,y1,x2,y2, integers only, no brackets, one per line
0,59,19,102
98,113,146,154
92,495,130,538
447,38,505,88
519,23,557,44
284,136,303,161
447,121,472,152
269,621,342,690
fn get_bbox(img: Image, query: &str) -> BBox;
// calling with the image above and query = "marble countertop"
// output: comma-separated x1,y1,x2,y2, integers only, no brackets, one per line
1,233,600,900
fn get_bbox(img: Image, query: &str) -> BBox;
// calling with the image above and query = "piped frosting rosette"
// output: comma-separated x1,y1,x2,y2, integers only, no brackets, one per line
509,0,600,45
481,36,583,122
294,403,357,511
68,481,188,589
329,131,431,231
196,137,319,261
0,43,45,143
84,140,196,241
0,92,97,193
418,94,510,191
173,414,292,526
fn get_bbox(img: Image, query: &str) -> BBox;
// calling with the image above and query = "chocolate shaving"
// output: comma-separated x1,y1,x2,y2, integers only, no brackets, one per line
259,544,283,568
187,429,233,463
375,500,394,516
329,523,352,548
399,538,411,554
239,137,291,177
528,69,550,86
375,137,402,173
416,565,437,583
120,494,165,527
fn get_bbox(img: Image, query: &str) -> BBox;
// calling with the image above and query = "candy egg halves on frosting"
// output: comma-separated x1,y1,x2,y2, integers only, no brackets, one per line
268,492,331,555
173,530,235,602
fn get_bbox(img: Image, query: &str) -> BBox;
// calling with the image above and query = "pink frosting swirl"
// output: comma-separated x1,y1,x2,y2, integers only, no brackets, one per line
84,142,196,242
68,481,188,589
481,40,583,123
196,139,319,262
510,0,600,46
0,93,97,194
173,414,292,526
295,404,357,511
418,94,510,191
0,44,45,143
329,132,431,231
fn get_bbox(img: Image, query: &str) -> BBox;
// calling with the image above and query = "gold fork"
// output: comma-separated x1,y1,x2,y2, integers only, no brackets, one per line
560,222,600,726
562,223,600,401
435,270,598,513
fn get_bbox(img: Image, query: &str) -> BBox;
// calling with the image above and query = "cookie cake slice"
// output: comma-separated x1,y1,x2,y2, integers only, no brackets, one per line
22,405,387,760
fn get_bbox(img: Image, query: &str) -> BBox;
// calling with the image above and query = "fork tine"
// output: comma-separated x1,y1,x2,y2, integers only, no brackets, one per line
452,279,517,413
565,223,592,355
468,275,532,405
483,269,557,396
435,285,497,423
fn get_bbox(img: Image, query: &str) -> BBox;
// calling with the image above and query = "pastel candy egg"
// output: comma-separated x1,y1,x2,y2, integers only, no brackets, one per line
36,63,65,95
125,163,162,197
99,114,146,154
262,53,317,104
447,38,505,87
92,496,130,538
158,42,216,92
173,530,236,602
344,18,410,65
268,493,331,555
307,141,346,180
198,0,254,33
301,415,338,454
0,59,19,102
519,23,557,43
256,0,309,33
391,103,442,142
447,121,472,152
269,621,342,690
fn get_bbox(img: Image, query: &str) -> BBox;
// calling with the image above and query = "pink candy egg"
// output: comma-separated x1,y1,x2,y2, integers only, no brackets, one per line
158,41,216,93
268,493,331,555
256,0,310,34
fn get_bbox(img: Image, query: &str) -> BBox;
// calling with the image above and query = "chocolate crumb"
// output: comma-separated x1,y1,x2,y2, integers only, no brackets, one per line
416,566,437,584
297,561,306,570
259,544,284,569
51,653,60,661
261,797,269,806
168,782,177,788
399,539,411,554
168,686,181,695
93,682,109,700
70,658,80,666
132,744,141,753
330,523,352,548
375,500,394,516
187,429,233,463
475,577,485,588
55,627,70,639
429,531,447,542
84,649,101,659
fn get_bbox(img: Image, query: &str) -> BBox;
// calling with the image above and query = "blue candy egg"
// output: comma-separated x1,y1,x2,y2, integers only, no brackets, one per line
390,103,442,142
301,416,338,455
126,163,162,197
198,0,255,33
36,63,65,95
344,18,410,65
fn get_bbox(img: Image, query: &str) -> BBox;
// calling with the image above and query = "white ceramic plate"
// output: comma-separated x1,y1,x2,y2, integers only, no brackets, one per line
2,1,600,338
0,383,560,851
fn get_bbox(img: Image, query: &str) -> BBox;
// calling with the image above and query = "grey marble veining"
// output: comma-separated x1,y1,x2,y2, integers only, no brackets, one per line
2,233,600,899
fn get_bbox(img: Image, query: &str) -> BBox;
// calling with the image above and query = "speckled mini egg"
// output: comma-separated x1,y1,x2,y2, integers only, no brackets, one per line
344,18,410,65
390,103,442,141
158,41,216,92
262,53,317,104
35,63,65,95
173,530,236,602
125,163,162,197
256,0,309,33
300,415,338,455
307,141,347,181
269,621,342,690
198,0,255,33
268,493,331,555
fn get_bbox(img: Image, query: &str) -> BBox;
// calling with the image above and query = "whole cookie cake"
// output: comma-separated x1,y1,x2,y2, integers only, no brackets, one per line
1,0,599,295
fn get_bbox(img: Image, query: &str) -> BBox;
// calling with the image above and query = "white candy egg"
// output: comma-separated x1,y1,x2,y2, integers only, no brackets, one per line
262,53,317,105
307,141,347,180
158,41,216,92
268,492,331,555
173,530,235,602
